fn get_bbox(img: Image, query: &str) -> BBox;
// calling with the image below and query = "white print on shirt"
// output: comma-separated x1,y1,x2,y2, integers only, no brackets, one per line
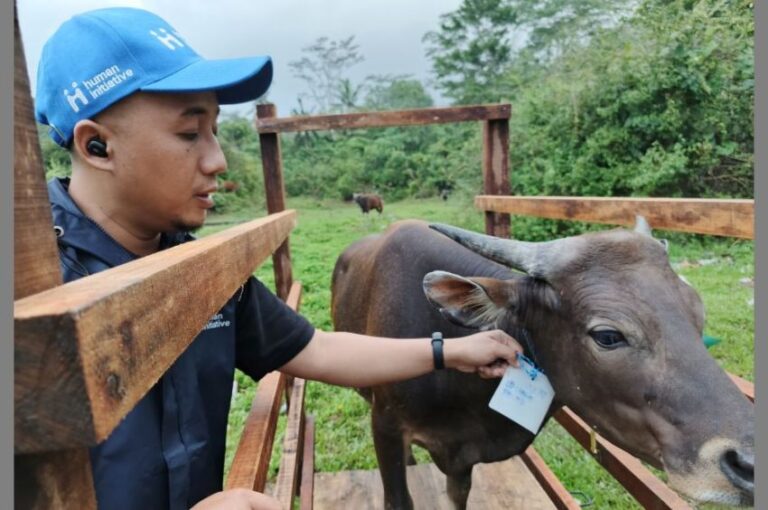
203,313,231,331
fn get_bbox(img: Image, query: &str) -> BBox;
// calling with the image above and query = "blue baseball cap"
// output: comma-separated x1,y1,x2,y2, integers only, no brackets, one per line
35,7,273,147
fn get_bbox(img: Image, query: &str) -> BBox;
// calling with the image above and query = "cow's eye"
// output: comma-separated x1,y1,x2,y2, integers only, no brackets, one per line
589,329,628,349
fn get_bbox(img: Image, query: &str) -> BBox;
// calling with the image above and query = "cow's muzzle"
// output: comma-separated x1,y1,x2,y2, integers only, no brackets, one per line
720,447,754,505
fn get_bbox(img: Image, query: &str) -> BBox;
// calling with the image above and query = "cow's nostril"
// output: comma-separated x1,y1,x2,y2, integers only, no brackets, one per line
720,448,754,498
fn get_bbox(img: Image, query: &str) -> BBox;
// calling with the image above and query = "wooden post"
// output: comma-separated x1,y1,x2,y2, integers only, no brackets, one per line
482,118,511,238
256,103,293,300
13,3,97,507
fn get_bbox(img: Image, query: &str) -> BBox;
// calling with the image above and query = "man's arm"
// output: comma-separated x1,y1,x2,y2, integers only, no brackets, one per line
280,329,522,386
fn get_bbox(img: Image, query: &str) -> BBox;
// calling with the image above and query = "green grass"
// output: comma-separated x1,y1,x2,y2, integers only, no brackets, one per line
200,196,754,508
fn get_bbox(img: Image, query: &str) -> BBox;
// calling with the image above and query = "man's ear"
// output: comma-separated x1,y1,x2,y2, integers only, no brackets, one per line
72,120,114,170
422,271,512,330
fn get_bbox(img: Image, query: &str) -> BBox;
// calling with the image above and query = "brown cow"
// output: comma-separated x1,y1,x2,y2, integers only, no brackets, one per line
331,218,753,509
353,192,383,214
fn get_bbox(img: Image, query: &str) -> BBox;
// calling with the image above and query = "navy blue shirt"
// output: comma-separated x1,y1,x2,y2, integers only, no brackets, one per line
49,178,315,510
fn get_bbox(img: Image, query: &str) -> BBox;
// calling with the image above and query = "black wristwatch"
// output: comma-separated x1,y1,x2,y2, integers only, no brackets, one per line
431,331,445,370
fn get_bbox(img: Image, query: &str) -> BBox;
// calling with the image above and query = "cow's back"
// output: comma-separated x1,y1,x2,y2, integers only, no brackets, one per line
333,220,507,337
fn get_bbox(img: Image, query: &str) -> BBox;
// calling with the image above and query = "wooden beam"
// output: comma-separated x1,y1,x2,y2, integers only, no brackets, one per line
475,196,754,239
257,104,293,300
13,3,97,506
274,377,307,509
15,449,97,509
225,371,286,492
285,281,303,312
13,4,61,301
299,415,315,510
520,447,581,510
554,407,692,509
256,104,511,133
482,120,510,238
283,281,303,403
15,211,297,453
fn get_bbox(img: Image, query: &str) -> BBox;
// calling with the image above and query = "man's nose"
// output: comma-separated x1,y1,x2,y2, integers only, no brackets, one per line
201,137,227,176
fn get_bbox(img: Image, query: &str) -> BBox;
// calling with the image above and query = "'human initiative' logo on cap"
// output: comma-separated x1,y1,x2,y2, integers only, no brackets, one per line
64,82,89,113
63,65,136,113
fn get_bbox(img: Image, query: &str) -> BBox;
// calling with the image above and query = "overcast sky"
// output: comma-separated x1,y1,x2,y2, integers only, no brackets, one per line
18,0,463,118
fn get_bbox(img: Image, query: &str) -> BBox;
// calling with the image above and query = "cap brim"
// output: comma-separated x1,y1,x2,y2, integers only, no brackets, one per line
141,56,272,104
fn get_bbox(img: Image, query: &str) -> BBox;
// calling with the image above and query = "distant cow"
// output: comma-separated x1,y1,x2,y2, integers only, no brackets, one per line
331,218,754,509
221,180,240,193
353,193,383,214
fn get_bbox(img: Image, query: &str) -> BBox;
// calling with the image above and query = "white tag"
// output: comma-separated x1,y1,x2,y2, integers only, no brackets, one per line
488,357,555,434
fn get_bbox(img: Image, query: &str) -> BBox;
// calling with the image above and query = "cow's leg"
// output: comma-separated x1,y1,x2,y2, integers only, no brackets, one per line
372,406,413,510
406,445,417,466
430,449,473,510
445,467,473,510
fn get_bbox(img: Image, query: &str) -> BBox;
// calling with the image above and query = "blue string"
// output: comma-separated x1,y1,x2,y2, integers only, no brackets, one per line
516,352,542,380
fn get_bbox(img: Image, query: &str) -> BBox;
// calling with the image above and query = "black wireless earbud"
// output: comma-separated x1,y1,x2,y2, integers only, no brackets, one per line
86,137,108,158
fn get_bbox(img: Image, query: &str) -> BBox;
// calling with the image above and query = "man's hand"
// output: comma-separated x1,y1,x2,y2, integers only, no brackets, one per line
444,329,523,378
190,489,282,510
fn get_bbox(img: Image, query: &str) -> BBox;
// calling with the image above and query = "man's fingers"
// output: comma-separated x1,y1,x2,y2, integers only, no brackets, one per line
479,365,506,379
489,329,522,367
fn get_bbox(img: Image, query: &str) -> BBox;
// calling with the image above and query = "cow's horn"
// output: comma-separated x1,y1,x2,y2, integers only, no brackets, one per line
633,215,653,237
429,223,577,278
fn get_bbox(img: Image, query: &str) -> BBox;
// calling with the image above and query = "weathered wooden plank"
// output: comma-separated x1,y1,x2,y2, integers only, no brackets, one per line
226,371,286,491
482,120,511,238
520,447,582,510
283,281,303,403
729,373,754,402
476,196,754,239
15,449,97,510
13,5,62,301
554,407,692,510
257,104,294,300
257,104,512,133
285,281,303,312
274,377,307,509
313,458,555,509
13,3,97,506
300,415,316,510
15,210,297,453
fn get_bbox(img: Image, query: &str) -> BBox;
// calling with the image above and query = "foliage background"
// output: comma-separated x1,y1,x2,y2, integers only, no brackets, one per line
42,0,753,243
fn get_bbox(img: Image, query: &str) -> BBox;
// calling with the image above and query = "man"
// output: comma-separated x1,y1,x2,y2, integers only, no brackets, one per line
35,8,522,510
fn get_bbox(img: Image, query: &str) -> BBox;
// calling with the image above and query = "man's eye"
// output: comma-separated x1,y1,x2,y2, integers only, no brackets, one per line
179,133,198,141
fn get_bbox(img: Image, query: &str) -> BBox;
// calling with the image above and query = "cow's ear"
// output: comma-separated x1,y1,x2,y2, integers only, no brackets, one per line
423,271,509,329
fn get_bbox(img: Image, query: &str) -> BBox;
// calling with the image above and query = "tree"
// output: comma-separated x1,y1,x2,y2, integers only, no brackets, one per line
423,0,520,104
288,36,364,113
423,0,633,104
363,75,434,110
335,78,364,112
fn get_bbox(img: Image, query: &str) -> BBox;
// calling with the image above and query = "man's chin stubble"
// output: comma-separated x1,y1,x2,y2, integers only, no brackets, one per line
171,220,204,234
